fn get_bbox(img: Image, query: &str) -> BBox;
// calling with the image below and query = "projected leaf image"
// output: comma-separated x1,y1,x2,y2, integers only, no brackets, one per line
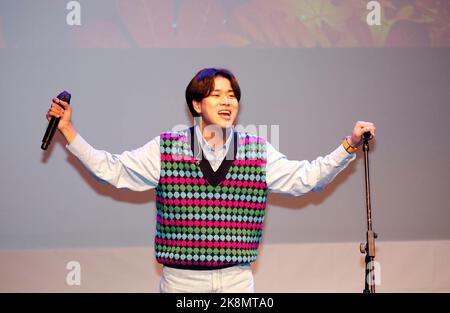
0,0,449,48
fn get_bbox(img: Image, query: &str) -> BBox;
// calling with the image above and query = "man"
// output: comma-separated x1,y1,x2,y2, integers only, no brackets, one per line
47,68,376,292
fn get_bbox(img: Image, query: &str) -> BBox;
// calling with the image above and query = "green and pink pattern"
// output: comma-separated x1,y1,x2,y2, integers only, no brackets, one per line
155,128,268,269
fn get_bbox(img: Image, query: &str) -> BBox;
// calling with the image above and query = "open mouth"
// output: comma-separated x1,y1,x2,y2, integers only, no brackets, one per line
218,110,231,120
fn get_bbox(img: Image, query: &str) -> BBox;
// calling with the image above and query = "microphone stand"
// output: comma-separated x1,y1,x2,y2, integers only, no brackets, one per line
359,132,378,293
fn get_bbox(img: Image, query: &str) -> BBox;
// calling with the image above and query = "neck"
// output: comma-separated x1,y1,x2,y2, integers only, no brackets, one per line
197,120,230,149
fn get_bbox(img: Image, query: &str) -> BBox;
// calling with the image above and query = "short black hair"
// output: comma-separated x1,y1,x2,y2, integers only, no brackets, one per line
185,68,241,117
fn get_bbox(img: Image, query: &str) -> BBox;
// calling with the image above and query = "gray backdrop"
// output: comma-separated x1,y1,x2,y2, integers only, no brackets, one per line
1,1,449,249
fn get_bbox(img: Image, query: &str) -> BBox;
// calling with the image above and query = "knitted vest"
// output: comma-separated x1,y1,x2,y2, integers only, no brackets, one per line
154,127,268,270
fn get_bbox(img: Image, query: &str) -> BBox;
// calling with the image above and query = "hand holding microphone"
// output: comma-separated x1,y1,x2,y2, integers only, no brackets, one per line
348,121,376,148
42,91,75,150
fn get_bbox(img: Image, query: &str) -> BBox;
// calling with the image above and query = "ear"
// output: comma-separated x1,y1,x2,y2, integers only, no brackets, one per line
193,100,202,115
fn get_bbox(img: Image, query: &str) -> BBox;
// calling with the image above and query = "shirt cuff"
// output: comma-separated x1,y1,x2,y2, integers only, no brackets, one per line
333,143,357,163
65,133,92,158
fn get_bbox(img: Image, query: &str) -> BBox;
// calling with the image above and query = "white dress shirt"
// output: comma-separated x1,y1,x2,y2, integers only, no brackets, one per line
193,124,234,171
66,127,356,196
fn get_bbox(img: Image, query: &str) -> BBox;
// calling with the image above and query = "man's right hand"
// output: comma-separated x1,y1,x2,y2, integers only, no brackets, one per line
46,98,77,144
46,98,72,131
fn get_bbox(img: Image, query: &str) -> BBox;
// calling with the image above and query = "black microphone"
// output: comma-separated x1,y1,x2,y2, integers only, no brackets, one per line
363,131,373,141
41,91,71,150
363,132,373,145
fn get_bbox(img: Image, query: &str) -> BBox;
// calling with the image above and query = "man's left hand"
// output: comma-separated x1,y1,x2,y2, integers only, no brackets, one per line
349,121,376,147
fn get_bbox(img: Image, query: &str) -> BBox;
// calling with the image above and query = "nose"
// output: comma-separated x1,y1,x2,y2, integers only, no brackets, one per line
220,95,231,106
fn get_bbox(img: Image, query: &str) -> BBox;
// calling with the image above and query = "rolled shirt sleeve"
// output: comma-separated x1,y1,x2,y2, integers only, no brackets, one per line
66,133,161,191
266,141,356,196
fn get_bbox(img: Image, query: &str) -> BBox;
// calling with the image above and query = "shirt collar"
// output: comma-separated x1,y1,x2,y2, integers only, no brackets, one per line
194,123,234,155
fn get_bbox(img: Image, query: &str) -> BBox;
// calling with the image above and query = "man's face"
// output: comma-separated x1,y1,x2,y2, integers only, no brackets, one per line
193,76,239,131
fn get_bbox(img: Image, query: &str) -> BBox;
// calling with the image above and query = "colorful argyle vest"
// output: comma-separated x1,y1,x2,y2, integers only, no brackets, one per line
154,127,268,270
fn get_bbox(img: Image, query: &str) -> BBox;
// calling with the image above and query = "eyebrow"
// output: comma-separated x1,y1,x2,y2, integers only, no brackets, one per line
211,89,235,93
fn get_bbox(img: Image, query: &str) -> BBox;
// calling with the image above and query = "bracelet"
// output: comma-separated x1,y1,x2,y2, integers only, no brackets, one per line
342,136,358,154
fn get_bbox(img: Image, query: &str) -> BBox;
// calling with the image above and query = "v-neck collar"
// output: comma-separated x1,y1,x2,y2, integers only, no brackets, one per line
194,124,234,158
188,126,238,187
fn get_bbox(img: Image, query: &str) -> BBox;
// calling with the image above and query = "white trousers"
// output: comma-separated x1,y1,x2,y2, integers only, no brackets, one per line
159,264,255,293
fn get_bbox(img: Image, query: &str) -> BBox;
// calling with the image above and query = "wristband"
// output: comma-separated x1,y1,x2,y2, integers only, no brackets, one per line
342,136,358,154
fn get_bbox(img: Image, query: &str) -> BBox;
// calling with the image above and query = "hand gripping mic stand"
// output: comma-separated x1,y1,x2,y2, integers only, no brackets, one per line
359,132,378,293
